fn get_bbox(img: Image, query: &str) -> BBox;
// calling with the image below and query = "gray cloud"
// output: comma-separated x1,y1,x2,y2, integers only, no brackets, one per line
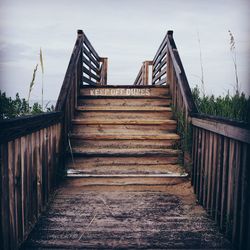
0,42,34,62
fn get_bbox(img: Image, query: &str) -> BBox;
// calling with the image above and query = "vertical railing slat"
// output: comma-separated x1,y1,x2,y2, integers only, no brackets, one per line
192,117,250,249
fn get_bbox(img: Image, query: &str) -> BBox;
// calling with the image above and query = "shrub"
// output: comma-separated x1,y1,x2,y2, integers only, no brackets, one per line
0,91,53,119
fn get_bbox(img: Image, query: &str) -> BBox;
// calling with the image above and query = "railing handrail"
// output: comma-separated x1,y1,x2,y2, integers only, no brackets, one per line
133,31,198,115
134,61,152,85
82,32,101,61
192,116,250,144
134,64,143,85
56,31,84,111
152,33,168,64
56,30,108,111
191,112,250,129
0,112,62,143
166,31,198,114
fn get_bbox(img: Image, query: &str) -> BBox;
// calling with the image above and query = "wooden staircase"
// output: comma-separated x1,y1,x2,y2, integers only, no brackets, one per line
65,85,187,186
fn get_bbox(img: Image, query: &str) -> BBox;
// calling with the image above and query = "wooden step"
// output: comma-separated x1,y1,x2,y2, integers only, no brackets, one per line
71,124,177,134
77,97,171,107
75,110,173,120
65,155,180,167
69,148,181,156
70,133,180,140
69,139,179,150
66,163,184,175
67,172,188,178
71,118,176,125
64,176,187,186
79,85,169,98
76,106,172,111
68,84,184,186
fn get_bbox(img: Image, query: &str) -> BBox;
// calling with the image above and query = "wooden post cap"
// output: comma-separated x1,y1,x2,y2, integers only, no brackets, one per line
77,30,83,35
167,30,173,36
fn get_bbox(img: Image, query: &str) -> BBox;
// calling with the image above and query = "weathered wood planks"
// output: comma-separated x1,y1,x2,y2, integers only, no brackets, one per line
0,118,62,250
191,120,250,250
22,185,233,249
134,61,152,85
132,29,250,249
66,84,185,183
55,31,108,184
133,31,197,171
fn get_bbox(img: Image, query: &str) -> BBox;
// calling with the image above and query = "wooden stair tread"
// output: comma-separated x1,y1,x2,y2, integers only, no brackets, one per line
80,85,169,88
64,177,186,186
79,86,170,98
66,163,182,170
72,125,177,135
74,111,174,120
67,173,188,178
69,139,178,150
71,119,177,125
78,95,171,99
66,155,180,165
67,85,184,185
76,106,172,111
70,133,180,140
72,146,180,154
77,97,171,107
66,163,186,175
70,148,181,155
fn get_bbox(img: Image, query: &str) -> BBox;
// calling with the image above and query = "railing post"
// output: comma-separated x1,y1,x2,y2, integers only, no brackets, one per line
142,61,148,85
76,30,83,107
77,29,84,38
143,61,153,85
100,57,108,85
166,31,173,86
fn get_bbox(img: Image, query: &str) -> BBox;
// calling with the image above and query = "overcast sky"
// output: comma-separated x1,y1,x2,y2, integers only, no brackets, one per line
0,0,249,102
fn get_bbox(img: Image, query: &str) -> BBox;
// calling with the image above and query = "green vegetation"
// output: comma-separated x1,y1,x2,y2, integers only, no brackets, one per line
191,30,250,123
228,30,239,93
173,109,192,153
0,91,54,119
27,64,38,107
192,86,250,123
172,107,192,172
0,48,51,120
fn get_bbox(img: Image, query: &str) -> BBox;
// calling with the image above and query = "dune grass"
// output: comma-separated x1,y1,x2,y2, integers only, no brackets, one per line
192,85,250,123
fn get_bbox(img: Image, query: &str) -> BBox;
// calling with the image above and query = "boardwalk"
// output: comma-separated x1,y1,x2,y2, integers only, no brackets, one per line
22,182,232,249
1,30,249,250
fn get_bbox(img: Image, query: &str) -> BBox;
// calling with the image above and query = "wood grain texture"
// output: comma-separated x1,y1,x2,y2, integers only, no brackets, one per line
192,117,250,144
0,121,62,249
2,29,249,250
65,83,185,186
80,85,170,97
191,123,250,249
77,97,172,107
0,112,62,143
22,183,233,249
76,106,172,111
72,118,176,125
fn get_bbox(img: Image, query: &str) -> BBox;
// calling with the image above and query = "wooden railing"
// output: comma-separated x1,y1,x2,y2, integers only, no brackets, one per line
134,61,152,85
191,114,250,250
0,29,106,250
134,31,197,167
56,30,107,171
134,30,197,118
134,30,250,249
81,31,108,86
0,112,62,250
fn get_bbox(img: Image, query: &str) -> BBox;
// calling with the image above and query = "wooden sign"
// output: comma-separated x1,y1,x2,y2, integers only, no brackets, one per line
89,88,151,96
